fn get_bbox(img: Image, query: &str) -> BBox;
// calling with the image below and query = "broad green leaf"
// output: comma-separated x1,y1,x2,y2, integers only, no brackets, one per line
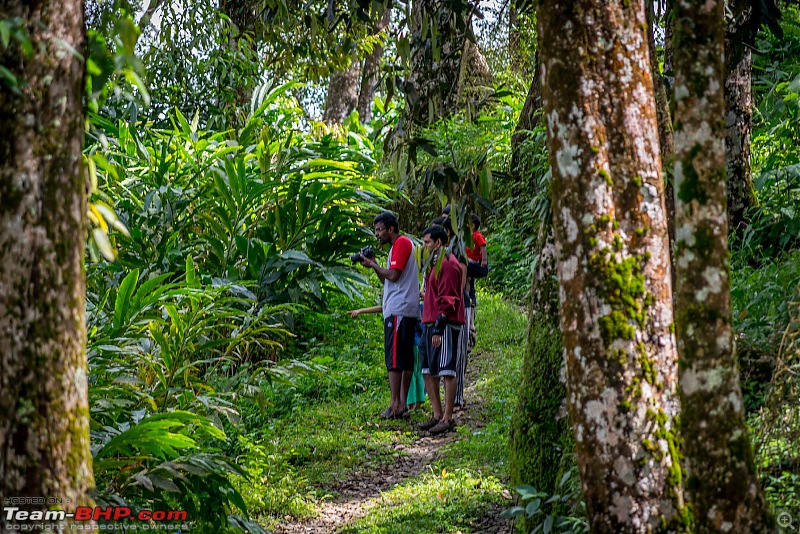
186,255,198,287
113,269,140,332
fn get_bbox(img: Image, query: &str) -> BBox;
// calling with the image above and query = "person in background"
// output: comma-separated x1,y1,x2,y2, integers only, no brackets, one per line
417,225,465,435
465,213,488,348
349,305,426,410
357,212,420,419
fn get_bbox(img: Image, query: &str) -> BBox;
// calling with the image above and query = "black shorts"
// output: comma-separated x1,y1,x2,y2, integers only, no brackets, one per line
384,316,418,372
467,260,489,279
420,323,461,378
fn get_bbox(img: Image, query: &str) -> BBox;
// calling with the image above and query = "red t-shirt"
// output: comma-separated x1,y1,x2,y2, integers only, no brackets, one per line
389,235,413,271
421,253,465,325
466,231,486,262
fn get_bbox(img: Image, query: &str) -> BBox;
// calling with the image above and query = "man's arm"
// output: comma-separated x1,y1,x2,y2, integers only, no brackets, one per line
350,305,382,318
480,245,488,268
360,256,401,282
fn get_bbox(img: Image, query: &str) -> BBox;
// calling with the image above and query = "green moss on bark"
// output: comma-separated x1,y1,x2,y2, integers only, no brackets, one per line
508,317,572,532
677,144,707,203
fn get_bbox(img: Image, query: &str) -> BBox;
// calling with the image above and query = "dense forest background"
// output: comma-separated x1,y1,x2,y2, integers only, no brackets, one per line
2,0,800,532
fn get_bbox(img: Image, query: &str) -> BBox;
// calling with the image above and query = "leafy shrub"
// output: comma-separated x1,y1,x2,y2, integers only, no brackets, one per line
744,8,800,261
731,250,800,357
502,467,588,534
487,119,551,300
85,83,393,529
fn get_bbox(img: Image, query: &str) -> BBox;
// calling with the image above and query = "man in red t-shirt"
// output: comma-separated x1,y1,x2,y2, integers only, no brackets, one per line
466,212,488,307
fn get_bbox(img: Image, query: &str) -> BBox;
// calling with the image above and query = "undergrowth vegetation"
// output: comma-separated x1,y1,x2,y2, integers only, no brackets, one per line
218,290,525,532
85,84,392,531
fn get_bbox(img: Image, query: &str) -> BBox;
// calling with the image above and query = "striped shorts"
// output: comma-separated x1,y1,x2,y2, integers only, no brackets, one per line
420,323,462,378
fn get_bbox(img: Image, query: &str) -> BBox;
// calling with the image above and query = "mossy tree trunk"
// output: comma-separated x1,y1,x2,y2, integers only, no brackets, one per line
508,51,571,527
0,0,94,521
672,1,772,531
510,51,541,173
724,32,758,234
323,53,362,125
405,0,494,128
508,4,523,74
663,0,675,91
407,0,467,124
537,1,687,531
509,222,570,533
357,8,392,123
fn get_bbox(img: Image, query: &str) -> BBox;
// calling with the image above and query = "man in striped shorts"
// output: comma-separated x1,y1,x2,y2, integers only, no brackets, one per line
359,212,420,419
418,224,465,435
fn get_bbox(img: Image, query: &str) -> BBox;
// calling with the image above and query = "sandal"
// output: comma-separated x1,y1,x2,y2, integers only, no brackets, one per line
428,419,454,435
417,417,441,430
393,408,410,420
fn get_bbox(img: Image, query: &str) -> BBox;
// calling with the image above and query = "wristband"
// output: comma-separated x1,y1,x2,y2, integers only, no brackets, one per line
433,314,448,335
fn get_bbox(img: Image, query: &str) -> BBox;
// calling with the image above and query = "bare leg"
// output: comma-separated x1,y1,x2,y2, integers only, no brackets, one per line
400,370,412,410
424,374,442,420
388,370,402,413
442,376,457,423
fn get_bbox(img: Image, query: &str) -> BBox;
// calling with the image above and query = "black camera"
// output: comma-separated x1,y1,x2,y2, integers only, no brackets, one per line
350,245,375,263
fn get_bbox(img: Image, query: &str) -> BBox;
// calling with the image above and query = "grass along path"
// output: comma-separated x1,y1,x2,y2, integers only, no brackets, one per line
235,293,527,533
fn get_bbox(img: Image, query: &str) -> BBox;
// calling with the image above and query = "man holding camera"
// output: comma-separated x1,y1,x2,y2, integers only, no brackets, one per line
358,212,420,419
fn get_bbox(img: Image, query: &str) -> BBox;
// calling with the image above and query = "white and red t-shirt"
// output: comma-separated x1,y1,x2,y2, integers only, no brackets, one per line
382,235,420,319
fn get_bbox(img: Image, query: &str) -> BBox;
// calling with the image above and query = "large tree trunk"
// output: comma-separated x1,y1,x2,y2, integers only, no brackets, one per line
358,9,392,122
323,54,362,125
456,36,493,113
510,50,542,168
0,0,94,521
406,0,493,125
672,2,772,531
508,50,568,519
509,5,523,74
407,0,469,124
724,35,758,233
537,1,686,531
508,221,570,532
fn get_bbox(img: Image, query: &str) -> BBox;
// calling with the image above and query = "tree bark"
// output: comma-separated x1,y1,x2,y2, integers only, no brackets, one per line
724,34,758,233
323,53,362,125
646,0,675,254
456,35,493,112
509,221,570,532
672,1,773,532
511,51,542,172
509,4,523,74
0,0,94,521
537,1,686,531
663,0,675,92
407,0,469,124
358,8,392,122
508,50,567,518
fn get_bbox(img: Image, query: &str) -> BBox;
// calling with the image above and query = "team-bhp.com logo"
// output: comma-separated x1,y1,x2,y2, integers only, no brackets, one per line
3,506,187,530
5,506,187,522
